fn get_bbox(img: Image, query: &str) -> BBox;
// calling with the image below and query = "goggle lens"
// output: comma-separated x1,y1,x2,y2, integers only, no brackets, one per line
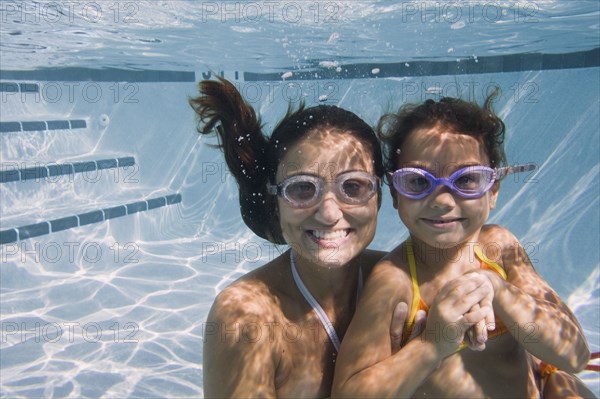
391,166,496,199
268,171,378,208
286,180,318,203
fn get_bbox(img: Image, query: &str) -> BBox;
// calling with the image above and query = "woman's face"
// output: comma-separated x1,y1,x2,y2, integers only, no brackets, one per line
276,129,379,268
393,125,499,248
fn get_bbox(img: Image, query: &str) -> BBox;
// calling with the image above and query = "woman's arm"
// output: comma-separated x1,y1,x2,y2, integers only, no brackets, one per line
203,285,279,398
477,225,590,373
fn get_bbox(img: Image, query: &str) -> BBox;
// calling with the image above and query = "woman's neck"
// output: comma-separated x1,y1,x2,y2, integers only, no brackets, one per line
290,250,362,311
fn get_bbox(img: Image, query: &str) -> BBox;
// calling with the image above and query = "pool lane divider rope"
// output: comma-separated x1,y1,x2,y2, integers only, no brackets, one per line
0,119,87,134
0,193,182,245
0,156,135,183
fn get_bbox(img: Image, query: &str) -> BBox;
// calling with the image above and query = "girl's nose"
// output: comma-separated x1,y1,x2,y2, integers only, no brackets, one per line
429,186,456,210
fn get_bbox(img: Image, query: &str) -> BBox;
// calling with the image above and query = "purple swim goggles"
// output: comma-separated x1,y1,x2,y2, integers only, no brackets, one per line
390,163,536,200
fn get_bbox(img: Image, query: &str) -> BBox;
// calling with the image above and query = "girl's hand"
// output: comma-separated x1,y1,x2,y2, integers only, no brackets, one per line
463,271,497,351
427,273,495,358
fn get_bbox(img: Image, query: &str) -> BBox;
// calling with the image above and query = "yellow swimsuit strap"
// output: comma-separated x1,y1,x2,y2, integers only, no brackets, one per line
405,238,507,333
406,238,421,327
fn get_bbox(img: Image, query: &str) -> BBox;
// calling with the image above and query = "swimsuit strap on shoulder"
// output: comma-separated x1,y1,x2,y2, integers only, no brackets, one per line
474,244,507,280
290,251,363,353
406,238,422,328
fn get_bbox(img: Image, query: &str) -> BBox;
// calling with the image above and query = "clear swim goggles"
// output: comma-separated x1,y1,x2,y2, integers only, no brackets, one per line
267,171,379,208
389,163,536,200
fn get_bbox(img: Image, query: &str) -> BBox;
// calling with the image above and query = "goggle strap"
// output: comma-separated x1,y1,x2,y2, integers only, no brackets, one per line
266,183,279,195
495,163,537,180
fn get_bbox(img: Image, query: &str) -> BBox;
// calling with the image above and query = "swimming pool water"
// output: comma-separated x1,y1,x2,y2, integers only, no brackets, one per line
1,1,598,397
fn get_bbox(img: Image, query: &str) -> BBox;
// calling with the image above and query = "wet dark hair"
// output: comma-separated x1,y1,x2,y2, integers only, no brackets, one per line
189,76,383,244
378,89,507,177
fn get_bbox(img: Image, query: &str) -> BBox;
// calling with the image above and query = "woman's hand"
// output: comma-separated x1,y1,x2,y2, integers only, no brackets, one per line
390,302,426,354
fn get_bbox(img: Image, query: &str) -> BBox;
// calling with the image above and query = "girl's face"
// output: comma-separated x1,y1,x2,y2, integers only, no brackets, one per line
394,125,499,249
276,129,379,268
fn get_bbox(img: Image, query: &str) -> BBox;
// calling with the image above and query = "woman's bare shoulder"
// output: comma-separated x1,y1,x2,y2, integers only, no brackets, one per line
207,256,291,324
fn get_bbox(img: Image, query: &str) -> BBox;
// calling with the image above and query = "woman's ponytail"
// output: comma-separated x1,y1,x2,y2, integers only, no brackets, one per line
190,77,283,242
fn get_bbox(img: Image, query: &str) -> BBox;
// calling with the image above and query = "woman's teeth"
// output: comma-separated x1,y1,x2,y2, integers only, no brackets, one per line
310,230,349,240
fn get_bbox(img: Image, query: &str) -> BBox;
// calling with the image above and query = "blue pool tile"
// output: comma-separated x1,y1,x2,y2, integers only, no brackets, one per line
542,53,563,70
0,169,20,183
502,54,523,72
21,121,47,132
72,161,96,174
147,197,166,209
96,159,118,170
47,120,71,130
585,47,600,67
413,61,432,77
430,62,451,76
118,157,135,167
165,193,182,205
462,58,483,74
0,229,18,245
19,83,39,93
0,68,196,82
562,51,587,69
447,60,468,75
78,211,104,226
521,53,543,71
18,222,50,240
126,201,148,214
50,216,79,232
69,120,87,129
47,164,74,177
0,122,22,133
21,166,48,181
479,56,504,73
103,206,127,219
0,82,19,92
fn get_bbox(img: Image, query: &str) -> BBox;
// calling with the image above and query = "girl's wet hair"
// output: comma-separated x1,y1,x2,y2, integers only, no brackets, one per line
378,89,507,176
190,76,383,244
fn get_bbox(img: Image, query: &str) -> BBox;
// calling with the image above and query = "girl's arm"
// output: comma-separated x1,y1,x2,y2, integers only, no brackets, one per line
332,256,494,398
203,285,279,398
477,224,590,373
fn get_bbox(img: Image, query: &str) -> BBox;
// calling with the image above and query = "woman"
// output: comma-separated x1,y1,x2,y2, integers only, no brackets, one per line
190,77,389,398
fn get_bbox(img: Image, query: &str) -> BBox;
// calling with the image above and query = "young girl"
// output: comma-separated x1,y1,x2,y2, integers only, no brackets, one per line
331,92,591,398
